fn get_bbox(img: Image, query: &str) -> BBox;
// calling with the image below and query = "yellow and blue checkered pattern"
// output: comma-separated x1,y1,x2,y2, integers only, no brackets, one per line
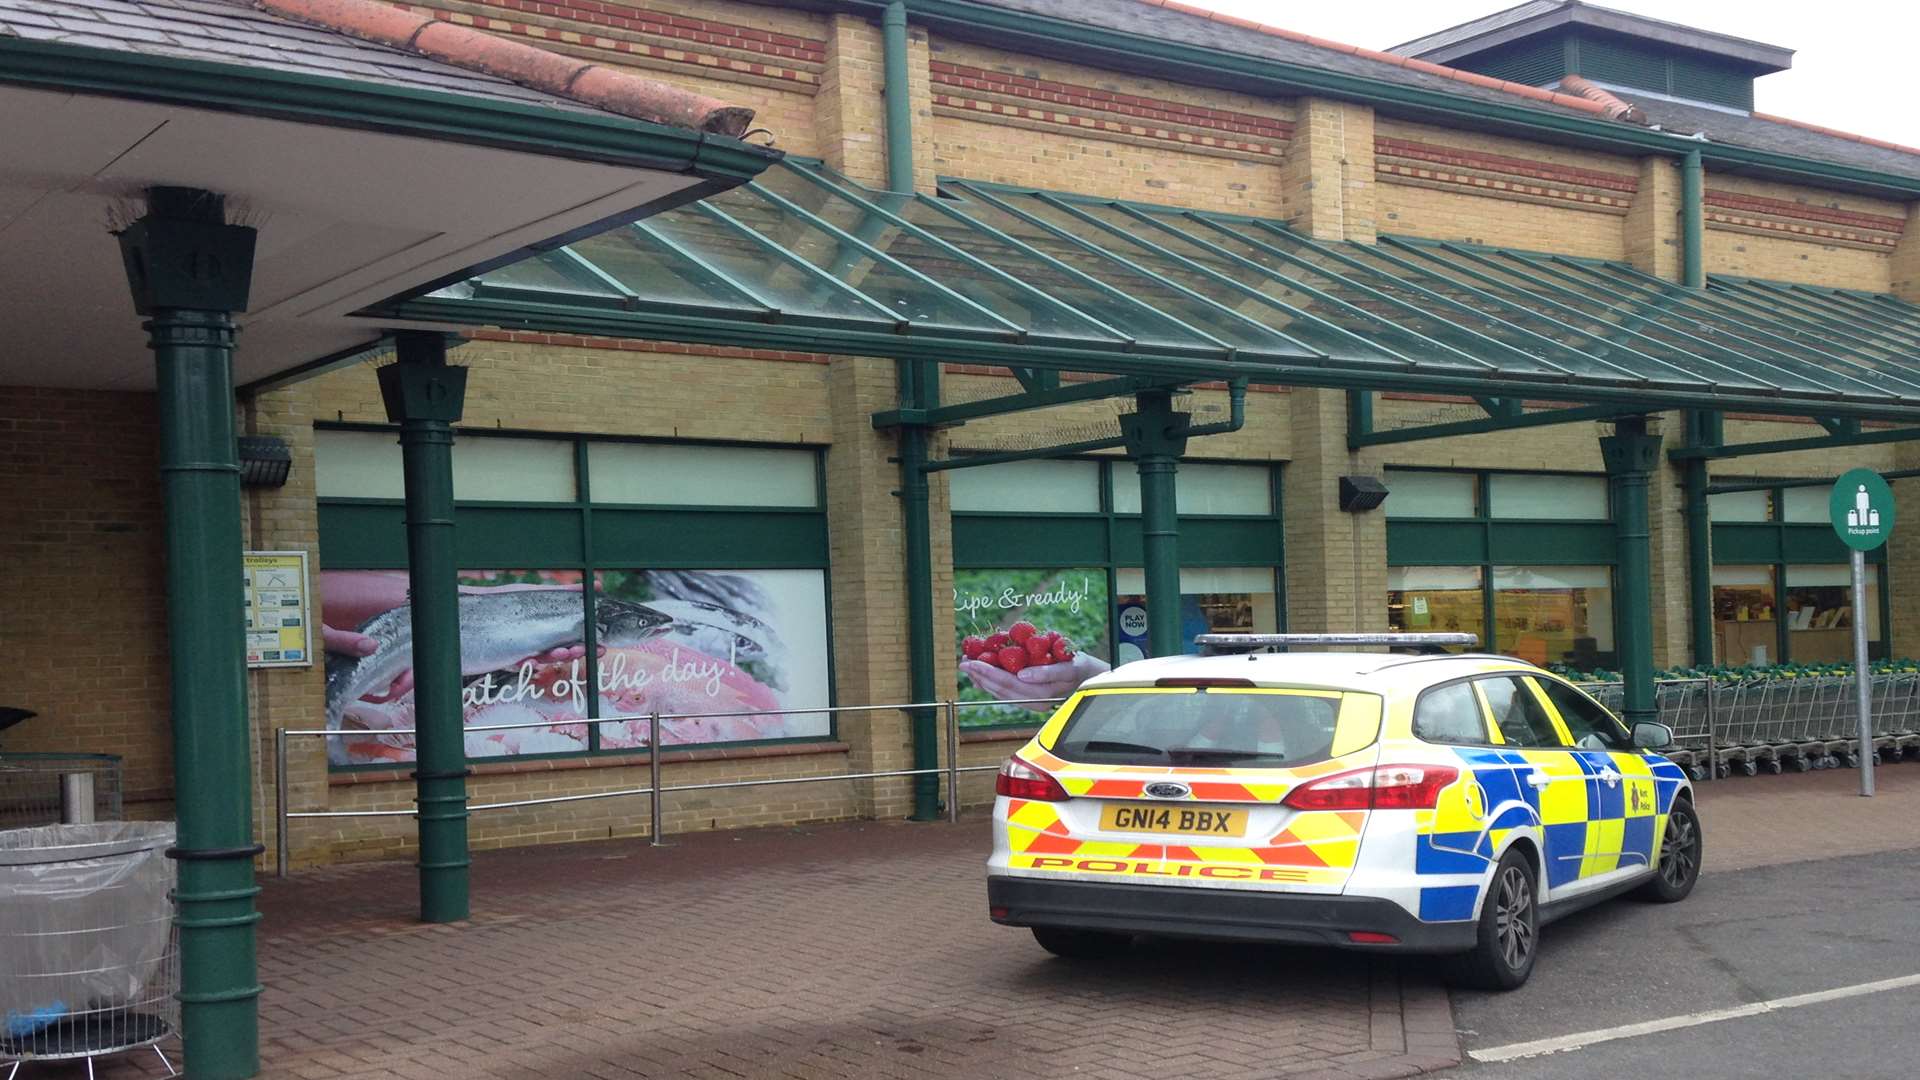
1414,748,1688,919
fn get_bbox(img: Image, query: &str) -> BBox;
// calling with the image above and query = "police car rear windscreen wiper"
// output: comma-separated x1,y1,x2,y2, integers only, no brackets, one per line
1166,746,1277,764
1075,739,1169,759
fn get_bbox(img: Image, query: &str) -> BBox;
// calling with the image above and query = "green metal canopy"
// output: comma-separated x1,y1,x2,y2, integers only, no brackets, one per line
384,158,1920,422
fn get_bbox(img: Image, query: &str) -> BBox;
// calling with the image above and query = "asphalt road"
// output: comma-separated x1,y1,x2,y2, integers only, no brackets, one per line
1446,848,1920,1078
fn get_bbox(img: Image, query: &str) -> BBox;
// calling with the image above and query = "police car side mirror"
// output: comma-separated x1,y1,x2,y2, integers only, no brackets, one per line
1631,721,1673,749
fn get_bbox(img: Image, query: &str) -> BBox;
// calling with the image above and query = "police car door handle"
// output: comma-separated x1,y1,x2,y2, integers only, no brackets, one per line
1525,771,1551,789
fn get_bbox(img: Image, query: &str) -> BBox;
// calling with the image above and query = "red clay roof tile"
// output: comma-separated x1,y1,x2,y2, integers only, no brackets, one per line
255,0,754,135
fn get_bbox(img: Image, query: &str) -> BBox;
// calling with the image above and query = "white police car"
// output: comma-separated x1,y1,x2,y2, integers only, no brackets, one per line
987,634,1701,988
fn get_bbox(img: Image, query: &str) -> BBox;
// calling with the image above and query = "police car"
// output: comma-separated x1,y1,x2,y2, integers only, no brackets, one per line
986,634,1701,989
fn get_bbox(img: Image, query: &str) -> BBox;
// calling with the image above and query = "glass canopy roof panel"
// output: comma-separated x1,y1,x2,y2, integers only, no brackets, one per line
935,186,1318,357
1466,247,1878,399
1296,237,1671,376
1706,280,1920,364
563,225,767,312
750,165,1125,344
1509,254,1917,400
1184,217,1662,385
789,163,1216,350
699,184,1014,334
476,251,627,300
1025,197,1483,372
1096,202,1638,383
640,204,897,326
1381,240,1808,394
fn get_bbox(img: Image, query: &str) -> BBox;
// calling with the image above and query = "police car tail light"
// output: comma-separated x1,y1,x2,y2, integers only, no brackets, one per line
996,757,1069,801
1281,765,1459,811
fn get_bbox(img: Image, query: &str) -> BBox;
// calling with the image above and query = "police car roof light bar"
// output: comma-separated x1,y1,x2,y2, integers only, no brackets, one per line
1194,633,1480,655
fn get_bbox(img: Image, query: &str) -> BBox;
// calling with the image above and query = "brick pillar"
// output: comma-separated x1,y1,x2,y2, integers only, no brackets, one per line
240,385,329,871
815,13,935,192
1892,445,1920,657
1625,156,1683,280
1279,98,1375,243
825,359,953,819
1892,203,1920,303
1284,389,1387,637
1646,417,1691,668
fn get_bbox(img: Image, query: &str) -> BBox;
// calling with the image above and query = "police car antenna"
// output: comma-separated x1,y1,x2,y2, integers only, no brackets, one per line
1194,633,1480,656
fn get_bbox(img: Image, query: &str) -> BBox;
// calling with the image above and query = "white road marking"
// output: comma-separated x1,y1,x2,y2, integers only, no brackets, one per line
1468,972,1920,1063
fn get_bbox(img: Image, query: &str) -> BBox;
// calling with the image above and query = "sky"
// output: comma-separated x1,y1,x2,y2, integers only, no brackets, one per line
1185,1,1920,148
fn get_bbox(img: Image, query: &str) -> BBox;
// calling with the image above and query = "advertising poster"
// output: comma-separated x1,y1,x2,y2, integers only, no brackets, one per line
320,568,829,765
954,567,1110,726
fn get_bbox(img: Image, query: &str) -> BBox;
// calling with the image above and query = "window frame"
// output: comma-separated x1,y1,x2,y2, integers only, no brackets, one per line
315,423,836,771
951,457,1287,729
1531,674,1631,751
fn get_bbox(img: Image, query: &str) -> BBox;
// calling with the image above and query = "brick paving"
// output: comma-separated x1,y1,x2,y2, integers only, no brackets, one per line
55,762,1920,1080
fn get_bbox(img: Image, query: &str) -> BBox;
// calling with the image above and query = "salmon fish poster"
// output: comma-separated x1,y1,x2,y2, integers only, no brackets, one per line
320,569,831,765
954,567,1111,726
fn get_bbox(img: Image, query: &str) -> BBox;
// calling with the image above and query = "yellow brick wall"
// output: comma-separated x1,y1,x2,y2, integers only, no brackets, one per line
1701,173,1900,290
927,39,1290,216
1373,118,1635,259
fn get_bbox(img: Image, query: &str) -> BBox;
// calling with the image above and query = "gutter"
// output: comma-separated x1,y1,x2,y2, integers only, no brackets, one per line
821,0,1920,198
0,37,779,181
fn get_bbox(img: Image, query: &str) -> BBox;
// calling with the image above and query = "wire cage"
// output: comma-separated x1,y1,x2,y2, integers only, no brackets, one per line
0,756,124,829
0,823,179,1078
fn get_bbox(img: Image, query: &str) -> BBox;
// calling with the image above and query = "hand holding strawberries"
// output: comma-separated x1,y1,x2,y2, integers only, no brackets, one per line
959,620,1110,710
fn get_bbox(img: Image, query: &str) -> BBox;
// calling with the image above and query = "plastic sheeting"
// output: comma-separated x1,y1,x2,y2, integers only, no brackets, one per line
0,822,174,1040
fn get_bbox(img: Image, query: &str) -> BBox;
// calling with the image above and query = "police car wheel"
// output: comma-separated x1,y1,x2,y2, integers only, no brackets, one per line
1634,798,1702,903
1449,848,1539,991
1030,926,1131,959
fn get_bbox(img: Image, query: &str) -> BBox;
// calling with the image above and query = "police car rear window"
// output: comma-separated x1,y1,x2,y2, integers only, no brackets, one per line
1051,690,1342,767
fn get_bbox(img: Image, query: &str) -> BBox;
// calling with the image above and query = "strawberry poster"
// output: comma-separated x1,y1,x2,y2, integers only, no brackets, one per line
955,568,1111,726
320,568,830,765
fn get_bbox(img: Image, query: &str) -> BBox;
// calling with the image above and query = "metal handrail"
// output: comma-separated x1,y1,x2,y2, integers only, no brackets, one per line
274,697,1065,877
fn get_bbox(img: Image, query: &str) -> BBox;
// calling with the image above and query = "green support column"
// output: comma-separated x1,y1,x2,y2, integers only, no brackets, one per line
1121,390,1190,657
117,187,262,1080
1601,416,1665,729
378,332,472,922
1682,410,1720,666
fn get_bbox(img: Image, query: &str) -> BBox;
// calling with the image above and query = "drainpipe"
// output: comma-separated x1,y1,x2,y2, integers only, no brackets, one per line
883,1,914,194
1601,416,1665,731
1681,149,1705,289
116,186,262,1080
1683,409,1720,666
378,332,472,922
882,0,939,821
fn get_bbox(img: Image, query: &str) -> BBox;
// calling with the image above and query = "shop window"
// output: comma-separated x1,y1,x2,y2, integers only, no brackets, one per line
589,442,817,508
1112,462,1272,516
954,566,1111,726
1708,489,1771,522
1491,566,1614,669
453,437,576,502
1387,566,1484,647
1489,474,1607,520
1384,469,1475,519
1713,565,1778,667
594,568,832,745
315,429,405,499
1779,486,1830,524
948,459,1101,513
1113,567,1279,663
315,430,577,502
1784,566,1882,662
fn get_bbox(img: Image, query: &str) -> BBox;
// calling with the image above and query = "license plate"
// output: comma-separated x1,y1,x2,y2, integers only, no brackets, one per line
1100,802,1246,837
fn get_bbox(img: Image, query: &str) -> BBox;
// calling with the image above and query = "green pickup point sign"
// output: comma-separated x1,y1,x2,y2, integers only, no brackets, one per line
1831,468,1896,551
